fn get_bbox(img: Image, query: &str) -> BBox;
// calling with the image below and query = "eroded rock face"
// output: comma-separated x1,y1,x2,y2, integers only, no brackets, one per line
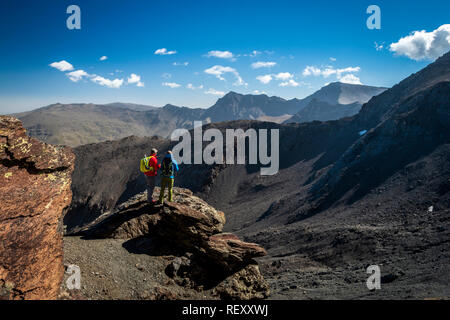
0,116,74,300
84,188,270,300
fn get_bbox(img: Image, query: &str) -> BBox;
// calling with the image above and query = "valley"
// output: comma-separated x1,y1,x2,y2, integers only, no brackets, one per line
59,52,450,299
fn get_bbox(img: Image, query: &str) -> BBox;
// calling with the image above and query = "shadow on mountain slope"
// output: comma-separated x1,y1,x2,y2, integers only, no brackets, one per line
308,81,450,216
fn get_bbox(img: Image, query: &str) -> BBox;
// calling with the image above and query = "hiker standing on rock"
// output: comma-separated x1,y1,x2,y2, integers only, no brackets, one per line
140,148,161,203
159,151,179,204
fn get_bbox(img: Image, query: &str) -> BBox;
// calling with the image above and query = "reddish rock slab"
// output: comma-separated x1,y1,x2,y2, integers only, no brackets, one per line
206,233,267,272
0,116,74,300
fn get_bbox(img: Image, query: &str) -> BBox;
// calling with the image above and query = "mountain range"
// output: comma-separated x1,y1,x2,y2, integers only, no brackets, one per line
65,51,450,299
10,82,386,147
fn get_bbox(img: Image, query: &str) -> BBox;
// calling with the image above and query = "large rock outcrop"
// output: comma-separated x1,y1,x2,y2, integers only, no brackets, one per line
0,116,74,300
82,188,270,300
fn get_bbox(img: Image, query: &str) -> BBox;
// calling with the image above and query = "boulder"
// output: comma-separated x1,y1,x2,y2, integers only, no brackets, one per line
213,264,270,300
83,187,269,299
0,116,74,300
205,233,267,273
157,189,226,248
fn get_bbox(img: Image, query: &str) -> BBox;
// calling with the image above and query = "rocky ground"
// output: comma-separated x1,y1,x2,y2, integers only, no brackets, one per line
62,236,209,300
61,188,269,300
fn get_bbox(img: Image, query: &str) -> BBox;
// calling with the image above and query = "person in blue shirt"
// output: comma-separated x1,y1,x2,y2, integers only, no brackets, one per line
158,151,179,204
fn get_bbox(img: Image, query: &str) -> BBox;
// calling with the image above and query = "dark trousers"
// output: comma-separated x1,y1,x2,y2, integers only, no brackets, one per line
145,175,156,202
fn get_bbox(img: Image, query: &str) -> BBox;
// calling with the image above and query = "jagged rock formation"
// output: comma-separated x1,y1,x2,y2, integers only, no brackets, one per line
80,188,270,300
0,116,74,300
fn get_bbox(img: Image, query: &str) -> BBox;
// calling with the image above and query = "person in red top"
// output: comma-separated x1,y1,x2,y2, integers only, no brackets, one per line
144,148,161,203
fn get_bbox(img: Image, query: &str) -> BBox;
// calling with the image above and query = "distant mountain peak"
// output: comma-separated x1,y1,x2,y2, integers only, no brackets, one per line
162,103,179,108
219,91,244,101
325,81,366,88
286,82,388,124
225,91,241,96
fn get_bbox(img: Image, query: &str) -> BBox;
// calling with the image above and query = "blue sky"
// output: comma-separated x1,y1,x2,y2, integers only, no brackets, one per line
0,0,449,113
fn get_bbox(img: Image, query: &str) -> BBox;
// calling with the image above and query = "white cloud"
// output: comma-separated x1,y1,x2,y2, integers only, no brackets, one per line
204,65,246,86
389,24,450,61
330,57,337,61
155,48,177,55
173,62,189,66
251,61,277,69
336,67,360,77
127,73,140,84
205,88,225,96
162,82,181,88
256,75,273,84
374,42,384,51
274,72,293,81
321,68,337,78
100,56,108,61
257,72,301,85
49,60,74,72
91,75,124,88
253,90,267,95
49,60,136,89
206,50,234,59
302,66,360,79
66,70,89,82
187,83,204,90
302,66,322,76
339,74,362,85
250,50,261,57
279,79,299,87
127,73,144,87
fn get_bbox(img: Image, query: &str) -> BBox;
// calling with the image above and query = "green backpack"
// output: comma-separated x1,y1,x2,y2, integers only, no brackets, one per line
162,157,174,177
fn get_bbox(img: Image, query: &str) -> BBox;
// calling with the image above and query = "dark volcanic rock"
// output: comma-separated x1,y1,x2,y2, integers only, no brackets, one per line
0,116,74,300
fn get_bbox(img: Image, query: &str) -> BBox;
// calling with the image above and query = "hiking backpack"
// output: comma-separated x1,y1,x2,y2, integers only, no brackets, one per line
162,157,174,177
140,155,155,173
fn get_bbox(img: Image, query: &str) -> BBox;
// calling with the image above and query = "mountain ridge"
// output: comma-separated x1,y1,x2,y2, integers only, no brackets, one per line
10,82,387,147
